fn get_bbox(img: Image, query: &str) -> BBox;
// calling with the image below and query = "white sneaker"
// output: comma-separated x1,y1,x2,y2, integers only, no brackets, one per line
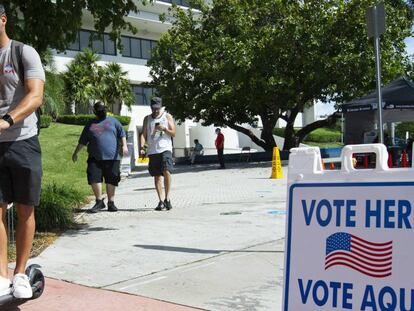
0,276,11,296
12,273,32,299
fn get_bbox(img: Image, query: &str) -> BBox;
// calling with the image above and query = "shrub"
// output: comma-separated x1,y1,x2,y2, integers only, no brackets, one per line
305,128,341,143
35,183,84,232
40,115,52,128
57,114,131,126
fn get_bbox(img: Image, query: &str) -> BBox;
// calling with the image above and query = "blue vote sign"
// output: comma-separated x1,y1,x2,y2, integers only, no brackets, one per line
283,181,414,311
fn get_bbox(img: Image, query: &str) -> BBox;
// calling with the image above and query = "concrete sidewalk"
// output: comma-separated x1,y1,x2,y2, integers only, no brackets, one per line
31,162,287,310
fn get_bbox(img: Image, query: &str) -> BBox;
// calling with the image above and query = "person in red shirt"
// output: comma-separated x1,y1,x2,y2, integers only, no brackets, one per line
215,128,225,169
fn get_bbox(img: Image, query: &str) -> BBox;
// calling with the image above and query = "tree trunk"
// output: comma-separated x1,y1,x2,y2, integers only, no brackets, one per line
228,121,276,151
260,115,277,151
283,123,298,151
282,107,301,151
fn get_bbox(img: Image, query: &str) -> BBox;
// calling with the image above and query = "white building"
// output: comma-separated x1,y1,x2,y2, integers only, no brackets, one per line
53,0,316,170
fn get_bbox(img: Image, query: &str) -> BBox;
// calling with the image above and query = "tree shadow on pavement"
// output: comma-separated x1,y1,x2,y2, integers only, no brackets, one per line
133,244,280,254
63,224,119,237
74,207,153,214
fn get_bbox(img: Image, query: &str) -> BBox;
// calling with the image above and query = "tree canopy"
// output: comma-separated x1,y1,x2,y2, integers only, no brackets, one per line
149,0,413,150
2,0,150,56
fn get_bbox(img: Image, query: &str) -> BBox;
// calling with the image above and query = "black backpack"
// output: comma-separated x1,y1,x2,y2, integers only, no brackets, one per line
10,40,42,134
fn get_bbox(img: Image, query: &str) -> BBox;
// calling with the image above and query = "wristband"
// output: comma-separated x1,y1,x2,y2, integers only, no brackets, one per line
2,114,14,126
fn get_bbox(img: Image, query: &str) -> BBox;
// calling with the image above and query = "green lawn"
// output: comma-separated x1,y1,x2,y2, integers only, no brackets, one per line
39,123,90,197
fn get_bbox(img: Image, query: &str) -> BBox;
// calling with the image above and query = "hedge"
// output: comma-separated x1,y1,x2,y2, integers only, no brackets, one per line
273,127,341,143
305,128,341,143
57,114,131,126
273,128,287,137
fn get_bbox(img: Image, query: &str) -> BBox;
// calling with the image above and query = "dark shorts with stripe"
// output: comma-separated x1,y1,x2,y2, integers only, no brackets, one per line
0,136,42,206
87,158,121,186
148,151,173,176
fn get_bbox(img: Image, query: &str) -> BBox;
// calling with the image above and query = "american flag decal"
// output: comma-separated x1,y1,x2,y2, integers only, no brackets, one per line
325,232,392,278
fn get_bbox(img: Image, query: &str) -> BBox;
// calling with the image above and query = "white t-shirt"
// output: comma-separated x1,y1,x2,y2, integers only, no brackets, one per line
0,40,45,142
146,112,173,155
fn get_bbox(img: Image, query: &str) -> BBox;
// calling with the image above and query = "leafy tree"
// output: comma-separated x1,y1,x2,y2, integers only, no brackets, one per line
40,51,66,118
149,0,413,150
396,122,414,139
2,0,152,57
44,72,65,118
62,49,133,113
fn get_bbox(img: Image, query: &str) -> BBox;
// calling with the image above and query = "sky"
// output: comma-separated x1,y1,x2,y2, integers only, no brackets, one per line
405,36,414,55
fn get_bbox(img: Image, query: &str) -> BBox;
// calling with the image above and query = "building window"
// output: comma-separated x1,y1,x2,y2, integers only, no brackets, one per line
132,85,157,106
121,36,157,60
68,30,116,56
158,0,190,7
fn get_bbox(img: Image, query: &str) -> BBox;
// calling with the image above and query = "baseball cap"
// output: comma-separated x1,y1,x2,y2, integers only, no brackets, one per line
93,101,106,112
150,97,162,109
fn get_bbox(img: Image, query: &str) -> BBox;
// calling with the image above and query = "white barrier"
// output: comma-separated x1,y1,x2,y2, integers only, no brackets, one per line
283,144,414,311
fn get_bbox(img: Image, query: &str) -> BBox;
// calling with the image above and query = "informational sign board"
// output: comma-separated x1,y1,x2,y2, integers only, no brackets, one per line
366,3,386,38
283,144,414,311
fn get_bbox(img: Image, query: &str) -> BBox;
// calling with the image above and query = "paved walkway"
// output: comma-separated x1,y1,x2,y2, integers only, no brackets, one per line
28,162,287,310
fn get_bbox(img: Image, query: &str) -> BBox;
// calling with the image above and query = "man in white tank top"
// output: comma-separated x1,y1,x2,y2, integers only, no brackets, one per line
140,97,176,211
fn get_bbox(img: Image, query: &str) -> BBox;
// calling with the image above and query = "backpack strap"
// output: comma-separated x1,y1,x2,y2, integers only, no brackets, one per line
10,40,25,83
11,40,42,134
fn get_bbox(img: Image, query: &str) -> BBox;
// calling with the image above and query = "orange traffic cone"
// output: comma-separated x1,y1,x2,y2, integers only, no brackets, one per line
321,159,326,170
330,162,335,170
388,152,393,168
401,150,409,168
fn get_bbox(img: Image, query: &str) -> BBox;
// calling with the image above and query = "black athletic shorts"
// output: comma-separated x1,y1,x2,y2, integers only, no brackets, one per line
148,151,173,176
87,158,121,186
0,136,42,206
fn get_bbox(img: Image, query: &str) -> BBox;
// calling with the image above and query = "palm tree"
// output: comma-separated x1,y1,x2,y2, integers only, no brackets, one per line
62,48,101,113
99,62,134,114
63,50,134,114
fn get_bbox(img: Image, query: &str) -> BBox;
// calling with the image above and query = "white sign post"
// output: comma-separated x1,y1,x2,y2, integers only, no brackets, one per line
283,145,414,310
